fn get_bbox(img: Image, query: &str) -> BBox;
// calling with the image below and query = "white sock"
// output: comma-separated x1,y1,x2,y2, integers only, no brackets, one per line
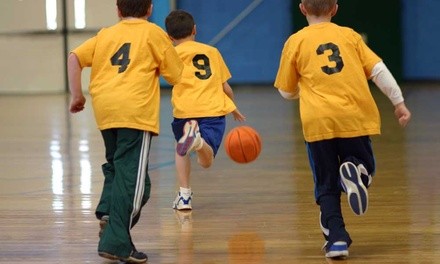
180,187,192,196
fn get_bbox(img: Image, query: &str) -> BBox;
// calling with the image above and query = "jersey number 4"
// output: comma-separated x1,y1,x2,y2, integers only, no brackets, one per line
111,43,131,73
316,42,344,75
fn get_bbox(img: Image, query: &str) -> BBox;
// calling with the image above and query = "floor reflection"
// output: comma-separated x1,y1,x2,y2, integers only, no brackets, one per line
0,85,439,263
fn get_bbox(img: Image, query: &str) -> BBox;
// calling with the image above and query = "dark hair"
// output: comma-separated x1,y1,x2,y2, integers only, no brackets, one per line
117,0,152,18
165,10,195,40
301,0,337,16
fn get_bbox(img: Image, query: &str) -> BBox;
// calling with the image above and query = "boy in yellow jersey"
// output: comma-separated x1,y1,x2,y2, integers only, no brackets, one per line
164,10,246,210
274,0,411,259
68,0,183,263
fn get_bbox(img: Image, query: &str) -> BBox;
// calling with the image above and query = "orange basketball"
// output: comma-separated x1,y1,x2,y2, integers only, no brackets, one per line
224,126,262,164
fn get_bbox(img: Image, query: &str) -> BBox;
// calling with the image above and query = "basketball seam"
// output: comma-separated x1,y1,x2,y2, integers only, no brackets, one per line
237,130,248,163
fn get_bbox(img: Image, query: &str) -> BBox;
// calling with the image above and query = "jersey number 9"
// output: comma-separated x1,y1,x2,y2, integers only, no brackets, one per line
192,54,212,80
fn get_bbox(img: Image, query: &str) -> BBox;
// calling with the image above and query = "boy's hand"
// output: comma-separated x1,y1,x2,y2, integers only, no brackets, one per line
70,95,86,113
394,102,411,127
232,109,246,122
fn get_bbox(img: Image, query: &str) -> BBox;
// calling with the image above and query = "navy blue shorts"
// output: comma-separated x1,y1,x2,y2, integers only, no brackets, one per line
171,116,226,156
305,136,376,202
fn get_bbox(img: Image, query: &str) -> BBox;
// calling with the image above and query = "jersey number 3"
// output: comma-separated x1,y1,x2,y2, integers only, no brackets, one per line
316,43,344,75
111,43,131,73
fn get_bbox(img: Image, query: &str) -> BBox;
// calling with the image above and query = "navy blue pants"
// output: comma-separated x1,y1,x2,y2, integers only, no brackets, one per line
306,136,375,246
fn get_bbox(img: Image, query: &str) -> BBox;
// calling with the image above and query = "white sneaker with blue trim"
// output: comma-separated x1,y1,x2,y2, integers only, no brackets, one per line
173,191,192,210
324,241,349,258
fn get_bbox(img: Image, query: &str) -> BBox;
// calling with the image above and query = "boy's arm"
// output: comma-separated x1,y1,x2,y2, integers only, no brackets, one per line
274,46,300,100
160,47,184,85
394,102,411,127
68,53,86,113
223,82,246,122
279,88,299,100
370,61,403,105
222,81,234,101
370,61,411,127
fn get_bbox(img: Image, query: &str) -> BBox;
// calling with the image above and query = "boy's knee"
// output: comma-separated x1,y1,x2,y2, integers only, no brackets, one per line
198,160,212,168
197,156,213,168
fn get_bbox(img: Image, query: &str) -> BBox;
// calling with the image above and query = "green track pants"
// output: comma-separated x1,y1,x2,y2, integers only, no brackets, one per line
96,128,152,257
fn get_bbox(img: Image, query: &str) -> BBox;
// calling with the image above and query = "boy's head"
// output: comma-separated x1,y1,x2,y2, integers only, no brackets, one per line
165,10,195,40
117,0,152,18
300,0,337,16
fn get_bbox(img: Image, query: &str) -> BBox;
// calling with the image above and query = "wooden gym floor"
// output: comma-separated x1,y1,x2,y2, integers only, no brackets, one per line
0,83,439,263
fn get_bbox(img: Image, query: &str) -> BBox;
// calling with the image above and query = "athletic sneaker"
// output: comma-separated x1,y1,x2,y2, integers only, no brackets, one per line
324,241,349,258
173,191,192,210
99,250,148,263
357,163,373,188
99,215,109,238
340,162,368,216
176,120,202,156
121,251,148,263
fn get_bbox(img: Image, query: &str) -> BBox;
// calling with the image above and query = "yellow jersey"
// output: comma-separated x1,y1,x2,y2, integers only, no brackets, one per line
72,19,183,134
274,22,382,142
171,41,236,118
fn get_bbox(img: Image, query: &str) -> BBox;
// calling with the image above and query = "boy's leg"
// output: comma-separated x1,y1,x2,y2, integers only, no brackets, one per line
339,162,368,215
98,174,151,236
173,152,193,210
195,116,225,168
96,164,115,218
97,130,151,234
175,152,191,189
131,172,151,228
176,120,202,156
98,129,151,261
172,118,195,210
95,129,118,221
319,195,352,250
195,140,214,168
338,136,375,215
131,134,152,228
339,136,375,187
96,129,117,237
306,140,351,257
171,117,225,210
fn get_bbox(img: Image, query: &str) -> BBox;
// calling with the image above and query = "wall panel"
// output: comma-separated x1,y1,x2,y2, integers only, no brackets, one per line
0,35,64,93
177,0,293,84
402,0,440,80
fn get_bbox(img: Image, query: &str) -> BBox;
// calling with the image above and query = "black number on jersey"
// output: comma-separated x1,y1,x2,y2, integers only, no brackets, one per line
316,43,344,75
111,43,131,73
192,54,212,80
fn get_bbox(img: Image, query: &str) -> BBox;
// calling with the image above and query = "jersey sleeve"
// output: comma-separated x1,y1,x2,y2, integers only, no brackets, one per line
160,45,184,85
274,37,300,94
149,26,183,85
71,35,98,68
354,32,382,78
215,49,231,83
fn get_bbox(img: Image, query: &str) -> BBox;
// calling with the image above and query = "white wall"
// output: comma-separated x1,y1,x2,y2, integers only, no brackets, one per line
0,0,116,94
0,0,50,33
0,34,64,93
